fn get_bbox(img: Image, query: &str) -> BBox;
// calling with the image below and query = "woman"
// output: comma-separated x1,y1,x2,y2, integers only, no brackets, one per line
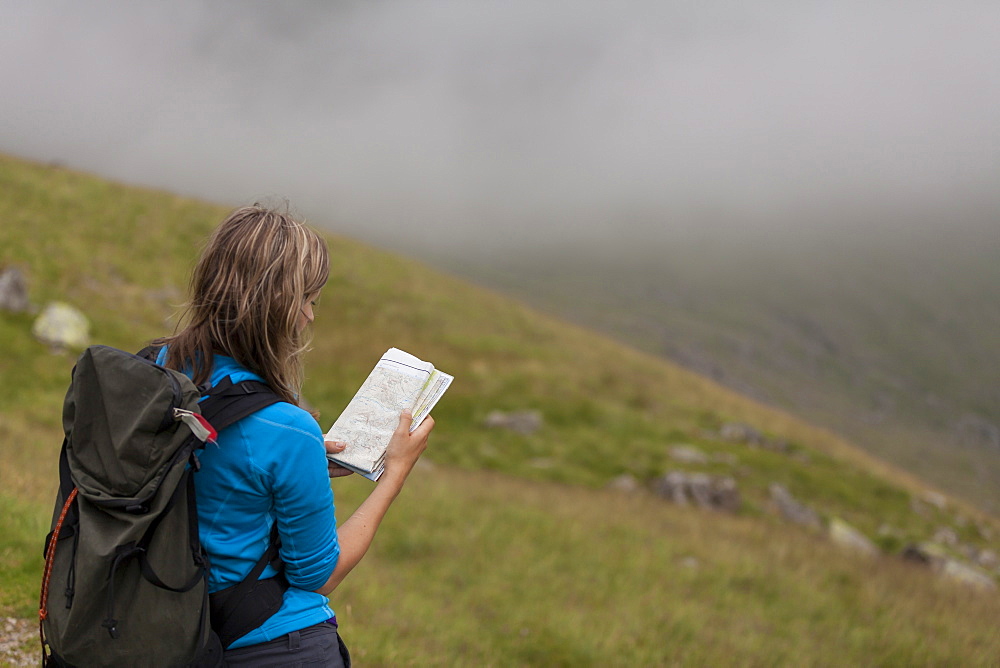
155,205,433,666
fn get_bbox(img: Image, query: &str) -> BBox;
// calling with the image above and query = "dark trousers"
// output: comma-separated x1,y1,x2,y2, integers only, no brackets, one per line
222,623,350,667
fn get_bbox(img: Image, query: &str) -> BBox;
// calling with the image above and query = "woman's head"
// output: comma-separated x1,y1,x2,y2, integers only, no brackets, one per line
162,205,330,403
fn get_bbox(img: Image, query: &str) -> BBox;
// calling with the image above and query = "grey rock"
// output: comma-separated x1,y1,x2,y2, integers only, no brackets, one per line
719,422,764,445
710,477,742,514
933,527,959,546
769,483,822,530
921,491,948,511
941,559,997,591
904,541,999,590
679,556,700,570
687,473,713,508
0,267,30,313
607,474,640,494
652,471,690,506
976,549,998,570
902,542,952,567
828,517,879,558
651,471,740,513
668,444,709,464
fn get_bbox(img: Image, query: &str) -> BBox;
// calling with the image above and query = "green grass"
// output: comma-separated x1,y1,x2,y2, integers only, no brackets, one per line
329,467,1000,665
2,153,1000,666
0,495,49,619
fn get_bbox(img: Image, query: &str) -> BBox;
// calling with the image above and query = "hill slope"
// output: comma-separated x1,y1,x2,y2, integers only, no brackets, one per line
442,215,1000,514
2,153,999,665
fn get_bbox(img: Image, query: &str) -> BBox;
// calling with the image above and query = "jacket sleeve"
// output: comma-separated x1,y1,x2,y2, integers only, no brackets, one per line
254,411,340,592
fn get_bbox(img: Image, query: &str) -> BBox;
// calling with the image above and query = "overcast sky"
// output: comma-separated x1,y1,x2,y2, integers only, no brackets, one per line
2,0,998,257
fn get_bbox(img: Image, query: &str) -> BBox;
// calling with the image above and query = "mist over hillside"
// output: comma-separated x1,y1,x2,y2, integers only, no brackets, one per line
445,209,1000,512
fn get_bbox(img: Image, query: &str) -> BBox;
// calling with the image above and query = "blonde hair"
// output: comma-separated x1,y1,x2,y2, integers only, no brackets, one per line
158,205,330,404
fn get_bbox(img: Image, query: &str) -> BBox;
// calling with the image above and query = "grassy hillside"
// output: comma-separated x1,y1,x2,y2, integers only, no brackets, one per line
2,153,1000,665
444,218,1000,514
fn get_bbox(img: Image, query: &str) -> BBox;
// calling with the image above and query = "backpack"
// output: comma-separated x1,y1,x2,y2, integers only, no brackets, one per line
40,345,289,667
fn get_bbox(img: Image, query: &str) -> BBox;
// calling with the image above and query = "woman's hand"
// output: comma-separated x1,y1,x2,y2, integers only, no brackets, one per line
313,410,436,596
324,440,355,478
382,411,434,481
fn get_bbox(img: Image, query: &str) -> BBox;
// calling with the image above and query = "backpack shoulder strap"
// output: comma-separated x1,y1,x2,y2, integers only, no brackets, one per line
197,376,283,432
136,344,163,362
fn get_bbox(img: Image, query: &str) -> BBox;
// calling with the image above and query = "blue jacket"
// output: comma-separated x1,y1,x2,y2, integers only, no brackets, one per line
158,350,340,648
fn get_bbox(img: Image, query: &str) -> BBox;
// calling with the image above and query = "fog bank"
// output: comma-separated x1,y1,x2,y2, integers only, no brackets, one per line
2,0,998,256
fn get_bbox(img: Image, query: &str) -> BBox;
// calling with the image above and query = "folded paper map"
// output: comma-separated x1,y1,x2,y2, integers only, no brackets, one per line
325,348,453,480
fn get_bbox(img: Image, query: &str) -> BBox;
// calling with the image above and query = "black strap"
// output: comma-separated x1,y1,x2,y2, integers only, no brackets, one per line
197,376,282,430
43,439,79,559
136,344,163,362
208,523,289,648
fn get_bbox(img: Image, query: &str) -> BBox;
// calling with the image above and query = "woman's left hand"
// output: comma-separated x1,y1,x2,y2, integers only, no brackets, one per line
324,440,355,478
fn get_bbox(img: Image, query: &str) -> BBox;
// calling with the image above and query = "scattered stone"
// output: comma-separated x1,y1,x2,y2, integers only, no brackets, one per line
921,491,948,511
719,422,764,445
902,542,946,567
711,452,739,465
976,549,998,570
668,444,709,464
679,556,700,570
32,301,90,349
769,483,822,531
933,527,959,546
651,471,741,513
709,476,742,513
483,410,543,434
0,267,30,313
687,473,713,508
941,559,997,591
718,422,790,452
607,474,640,494
903,544,996,590
0,617,35,667
652,471,689,506
828,517,879,558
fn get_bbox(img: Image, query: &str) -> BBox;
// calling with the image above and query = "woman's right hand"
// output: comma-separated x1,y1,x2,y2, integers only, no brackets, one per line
382,410,434,481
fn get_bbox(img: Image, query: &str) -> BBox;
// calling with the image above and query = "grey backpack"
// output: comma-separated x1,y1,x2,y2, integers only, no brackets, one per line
40,345,285,667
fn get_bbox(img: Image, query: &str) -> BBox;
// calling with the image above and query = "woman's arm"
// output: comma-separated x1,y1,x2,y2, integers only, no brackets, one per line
315,410,434,596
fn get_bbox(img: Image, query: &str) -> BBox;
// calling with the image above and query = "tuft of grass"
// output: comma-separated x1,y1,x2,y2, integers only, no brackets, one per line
0,495,49,619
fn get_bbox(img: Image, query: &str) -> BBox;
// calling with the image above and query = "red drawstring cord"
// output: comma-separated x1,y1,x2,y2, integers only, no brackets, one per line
40,487,78,664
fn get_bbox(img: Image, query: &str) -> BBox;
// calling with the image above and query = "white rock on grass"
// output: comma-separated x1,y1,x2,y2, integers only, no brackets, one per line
941,559,997,591
828,517,879,558
32,302,90,349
